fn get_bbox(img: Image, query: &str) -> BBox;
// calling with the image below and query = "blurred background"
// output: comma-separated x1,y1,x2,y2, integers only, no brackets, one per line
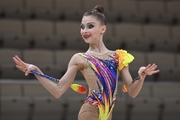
0,0,180,120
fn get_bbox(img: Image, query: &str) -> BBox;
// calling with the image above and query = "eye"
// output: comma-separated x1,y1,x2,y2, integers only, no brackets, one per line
81,25,85,29
88,24,94,29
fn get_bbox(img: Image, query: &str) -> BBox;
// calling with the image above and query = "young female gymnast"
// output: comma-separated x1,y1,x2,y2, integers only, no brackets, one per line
13,5,160,120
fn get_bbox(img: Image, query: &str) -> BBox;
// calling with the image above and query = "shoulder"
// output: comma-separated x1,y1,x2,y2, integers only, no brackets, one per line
115,49,134,58
115,49,129,54
68,53,85,70
69,53,84,64
115,49,134,71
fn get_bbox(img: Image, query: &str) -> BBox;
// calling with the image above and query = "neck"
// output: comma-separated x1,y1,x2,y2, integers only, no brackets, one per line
87,38,109,54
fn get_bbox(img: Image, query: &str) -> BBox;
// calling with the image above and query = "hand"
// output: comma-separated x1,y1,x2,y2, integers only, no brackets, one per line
13,55,37,76
138,63,160,76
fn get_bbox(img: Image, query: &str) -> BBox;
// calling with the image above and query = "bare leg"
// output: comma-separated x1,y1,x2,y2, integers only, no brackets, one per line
78,103,98,120
78,103,113,120
78,110,98,120
108,114,112,120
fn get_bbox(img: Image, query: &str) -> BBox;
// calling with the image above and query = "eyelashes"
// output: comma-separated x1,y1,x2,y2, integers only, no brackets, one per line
88,24,94,29
81,25,85,29
81,24,94,30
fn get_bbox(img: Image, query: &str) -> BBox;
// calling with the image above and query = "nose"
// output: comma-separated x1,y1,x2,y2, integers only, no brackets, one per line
82,27,88,33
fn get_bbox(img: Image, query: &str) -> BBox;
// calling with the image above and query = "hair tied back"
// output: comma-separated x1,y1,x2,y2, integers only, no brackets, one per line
94,5,104,14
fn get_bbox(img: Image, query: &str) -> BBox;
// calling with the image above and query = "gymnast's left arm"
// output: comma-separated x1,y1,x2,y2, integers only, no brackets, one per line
121,64,160,98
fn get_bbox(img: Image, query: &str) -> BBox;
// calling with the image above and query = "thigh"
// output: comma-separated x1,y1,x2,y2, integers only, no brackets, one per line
108,113,112,120
78,111,98,120
78,103,99,120
79,111,112,120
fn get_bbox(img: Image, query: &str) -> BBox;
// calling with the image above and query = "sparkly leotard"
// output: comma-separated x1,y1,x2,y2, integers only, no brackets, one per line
78,49,134,120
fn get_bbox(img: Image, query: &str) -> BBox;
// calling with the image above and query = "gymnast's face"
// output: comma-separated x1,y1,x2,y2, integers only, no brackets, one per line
80,15,106,44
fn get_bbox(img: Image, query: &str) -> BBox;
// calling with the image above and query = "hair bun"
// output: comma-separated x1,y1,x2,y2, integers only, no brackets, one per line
94,5,104,14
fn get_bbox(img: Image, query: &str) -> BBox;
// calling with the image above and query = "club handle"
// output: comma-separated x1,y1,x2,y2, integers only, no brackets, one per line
30,70,59,83
30,70,87,94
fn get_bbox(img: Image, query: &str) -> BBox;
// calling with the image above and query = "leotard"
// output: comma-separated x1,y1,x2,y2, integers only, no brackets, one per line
78,49,134,120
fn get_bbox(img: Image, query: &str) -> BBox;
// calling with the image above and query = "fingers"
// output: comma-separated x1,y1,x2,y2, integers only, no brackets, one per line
152,69,160,74
13,56,20,65
143,63,160,75
149,64,159,72
14,55,25,65
25,68,30,76
14,55,23,63
13,55,28,73
13,56,22,69
13,55,22,65
144,64,157,71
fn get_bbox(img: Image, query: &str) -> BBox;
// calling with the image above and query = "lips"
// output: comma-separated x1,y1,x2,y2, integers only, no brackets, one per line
83,34,91,39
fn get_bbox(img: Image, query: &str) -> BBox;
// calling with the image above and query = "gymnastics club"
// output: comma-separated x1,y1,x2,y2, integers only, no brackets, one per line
30,70,87,94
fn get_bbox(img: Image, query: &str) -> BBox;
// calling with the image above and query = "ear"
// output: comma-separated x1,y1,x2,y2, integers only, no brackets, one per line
100,25,106,34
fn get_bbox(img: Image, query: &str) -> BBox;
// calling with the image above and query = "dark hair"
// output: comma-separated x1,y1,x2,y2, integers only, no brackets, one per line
83,5,107,25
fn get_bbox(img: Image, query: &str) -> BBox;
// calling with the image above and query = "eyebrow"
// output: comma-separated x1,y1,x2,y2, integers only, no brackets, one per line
81,22,95,25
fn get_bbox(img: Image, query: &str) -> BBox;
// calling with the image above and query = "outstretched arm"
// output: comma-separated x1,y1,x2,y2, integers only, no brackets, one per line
13,53,84,99
121,63,160,98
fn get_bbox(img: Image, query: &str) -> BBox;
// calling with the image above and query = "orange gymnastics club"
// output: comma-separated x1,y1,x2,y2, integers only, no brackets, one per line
122,85,128,92
70,84,87,94
30,70,87,94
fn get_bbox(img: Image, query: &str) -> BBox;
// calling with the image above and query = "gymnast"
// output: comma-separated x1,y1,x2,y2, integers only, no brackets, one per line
13,5,160,120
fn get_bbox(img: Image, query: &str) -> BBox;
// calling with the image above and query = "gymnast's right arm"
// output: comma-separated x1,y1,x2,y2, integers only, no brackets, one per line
13,53,84,99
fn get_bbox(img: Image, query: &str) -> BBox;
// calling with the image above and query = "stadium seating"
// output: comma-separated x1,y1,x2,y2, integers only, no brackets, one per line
0,0,26,19
1,97,31,120
166,1,180,24
139,1,170,24
130,98,160,120
162,98,180,120
0,0,180,119
0,19,30,49
110,0,142,23
114,23,148,51
32,96,65,120
24,0,55,20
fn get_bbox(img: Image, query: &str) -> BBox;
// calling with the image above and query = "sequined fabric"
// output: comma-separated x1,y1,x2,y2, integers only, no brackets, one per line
78,49,134,120
79,52,118,120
